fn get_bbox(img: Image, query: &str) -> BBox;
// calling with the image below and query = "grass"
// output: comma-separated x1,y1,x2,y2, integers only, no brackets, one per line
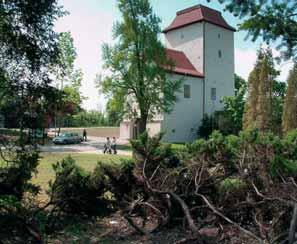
32,153,130,194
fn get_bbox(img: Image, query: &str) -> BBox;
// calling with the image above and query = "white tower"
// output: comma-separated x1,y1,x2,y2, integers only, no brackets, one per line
163,4,235,114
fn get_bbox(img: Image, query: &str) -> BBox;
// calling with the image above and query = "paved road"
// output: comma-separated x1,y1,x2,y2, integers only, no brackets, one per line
39,136,132,156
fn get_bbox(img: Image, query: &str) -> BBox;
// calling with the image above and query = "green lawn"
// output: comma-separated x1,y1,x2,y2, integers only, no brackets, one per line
32,153,130,193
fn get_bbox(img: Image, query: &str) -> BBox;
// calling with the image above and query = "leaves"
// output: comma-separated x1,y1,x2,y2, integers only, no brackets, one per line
100,0,182,131
215,0,297,60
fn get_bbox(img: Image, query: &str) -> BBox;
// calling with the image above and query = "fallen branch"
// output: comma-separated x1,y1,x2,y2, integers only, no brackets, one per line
289,203,297,244
198,194,264,244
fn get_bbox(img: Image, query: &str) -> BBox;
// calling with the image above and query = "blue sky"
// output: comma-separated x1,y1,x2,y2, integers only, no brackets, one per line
55,0,292,111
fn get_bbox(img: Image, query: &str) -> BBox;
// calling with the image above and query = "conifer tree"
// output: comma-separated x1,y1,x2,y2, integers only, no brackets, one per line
255,49,279,132
282,63,297,134
256,54,272,131
243,50,262,130
243,48,278,132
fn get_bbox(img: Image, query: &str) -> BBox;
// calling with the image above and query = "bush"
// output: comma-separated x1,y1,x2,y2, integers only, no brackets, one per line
48,156,109,216
198,114,218,139
0,149,40,200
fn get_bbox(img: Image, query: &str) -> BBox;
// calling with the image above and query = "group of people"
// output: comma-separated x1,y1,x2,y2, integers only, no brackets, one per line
103,137,117,154
82,129,117,155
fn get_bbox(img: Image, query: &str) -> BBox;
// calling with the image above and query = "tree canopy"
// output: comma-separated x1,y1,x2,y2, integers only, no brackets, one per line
215,0,297,60
100,0,182,134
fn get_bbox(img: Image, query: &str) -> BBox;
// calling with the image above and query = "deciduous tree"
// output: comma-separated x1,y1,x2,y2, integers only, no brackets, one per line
100,0,181,134
214,0,297,60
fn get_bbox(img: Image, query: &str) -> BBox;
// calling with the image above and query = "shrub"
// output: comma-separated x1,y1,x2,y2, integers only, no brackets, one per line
219,178,247,193
48,156,109,216
0,149,40,200
94,158,135,205
198,114,218,139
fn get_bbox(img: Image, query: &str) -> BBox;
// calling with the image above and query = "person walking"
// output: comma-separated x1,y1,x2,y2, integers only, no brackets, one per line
103,137,112,154
111,137,117,154
83,129,87,141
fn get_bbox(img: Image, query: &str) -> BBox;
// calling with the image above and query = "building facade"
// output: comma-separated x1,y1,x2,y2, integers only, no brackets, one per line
120,4,235,142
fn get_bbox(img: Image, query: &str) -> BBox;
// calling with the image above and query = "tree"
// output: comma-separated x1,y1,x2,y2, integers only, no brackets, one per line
52,32,84,133
271,80,287,134
243,48,279,132
282,63,297,134
243,50,263,130
221,74,247,134
256,49,279,132
215,0,297,60
106,96,124,126
100,0,182,134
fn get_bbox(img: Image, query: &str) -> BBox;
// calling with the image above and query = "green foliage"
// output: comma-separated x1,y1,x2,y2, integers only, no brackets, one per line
243,48,281,133
216,0,297,60
48,156,109,216
282,63,297,134
100,0,182,133
65,111,108,127
221,74,247,135
198,114,218,139
95,158,135,203
219,178,247,194
105,96,124,126
131,132,180,169
0,150,40,200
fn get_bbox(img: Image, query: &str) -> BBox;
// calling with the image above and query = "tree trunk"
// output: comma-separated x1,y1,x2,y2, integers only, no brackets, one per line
138,115,147,135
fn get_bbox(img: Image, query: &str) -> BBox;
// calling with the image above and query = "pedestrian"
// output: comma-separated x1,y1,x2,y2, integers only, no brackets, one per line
111,137,117,154
83,129,87,141
103,137,112,154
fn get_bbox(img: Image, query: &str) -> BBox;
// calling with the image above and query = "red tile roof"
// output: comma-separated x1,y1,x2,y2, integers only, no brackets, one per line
165,48,204,78
163,5,236,33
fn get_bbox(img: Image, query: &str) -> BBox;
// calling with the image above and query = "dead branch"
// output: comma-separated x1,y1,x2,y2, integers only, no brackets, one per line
124,214,147,235
289,203,297,244
198,194,264,244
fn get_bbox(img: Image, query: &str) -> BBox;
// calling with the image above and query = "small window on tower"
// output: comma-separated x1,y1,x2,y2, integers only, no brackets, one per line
218,33,221,39
211,88,217,101
184,84,191,98
218,50,222,58
181,33,184,39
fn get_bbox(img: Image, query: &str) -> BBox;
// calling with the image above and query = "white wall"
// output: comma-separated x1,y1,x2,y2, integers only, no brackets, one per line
120,121,132,139
161,74,204,142
204,23,235,114
147,121,162,137
165,23,204,74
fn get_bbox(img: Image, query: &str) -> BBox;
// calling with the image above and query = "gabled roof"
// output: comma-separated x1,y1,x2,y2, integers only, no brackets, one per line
163,5,236,33
165,48,204,78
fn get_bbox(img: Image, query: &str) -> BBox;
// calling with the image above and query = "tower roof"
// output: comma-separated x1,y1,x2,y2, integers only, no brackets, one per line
165,48,204,78
163,5,236,33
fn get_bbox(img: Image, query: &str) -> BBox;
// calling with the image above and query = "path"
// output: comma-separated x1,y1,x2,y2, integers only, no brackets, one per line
39,136,132,156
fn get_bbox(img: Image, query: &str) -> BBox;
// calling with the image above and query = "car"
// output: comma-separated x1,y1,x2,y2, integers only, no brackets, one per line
52,132,83,145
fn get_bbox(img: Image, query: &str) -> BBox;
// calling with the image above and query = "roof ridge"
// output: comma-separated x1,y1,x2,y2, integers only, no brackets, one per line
176,4,221,16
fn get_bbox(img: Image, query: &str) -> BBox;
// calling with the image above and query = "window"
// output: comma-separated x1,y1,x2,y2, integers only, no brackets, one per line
184,84,191,98
181,33,184,39
218,33,221,39
218,50,222,58
211,88,216,101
